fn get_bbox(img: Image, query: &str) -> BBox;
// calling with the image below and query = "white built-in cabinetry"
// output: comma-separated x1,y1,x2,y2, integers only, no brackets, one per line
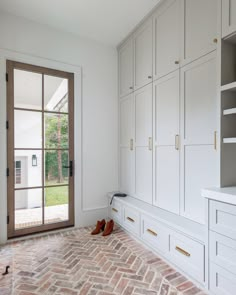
222,0,236,38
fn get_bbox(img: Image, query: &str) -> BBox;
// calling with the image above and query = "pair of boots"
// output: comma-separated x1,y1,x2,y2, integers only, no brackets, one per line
91,219,114,236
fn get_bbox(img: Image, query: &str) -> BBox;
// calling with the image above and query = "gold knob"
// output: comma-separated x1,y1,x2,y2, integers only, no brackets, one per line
213,38,218,44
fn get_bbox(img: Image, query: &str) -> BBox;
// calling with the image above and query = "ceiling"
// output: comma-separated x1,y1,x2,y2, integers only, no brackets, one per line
0,0,160,46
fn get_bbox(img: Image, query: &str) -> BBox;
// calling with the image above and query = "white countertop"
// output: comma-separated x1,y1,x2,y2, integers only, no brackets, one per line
202,187,236,206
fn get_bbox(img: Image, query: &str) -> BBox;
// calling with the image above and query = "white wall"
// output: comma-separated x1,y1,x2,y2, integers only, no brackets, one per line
0,11,118,243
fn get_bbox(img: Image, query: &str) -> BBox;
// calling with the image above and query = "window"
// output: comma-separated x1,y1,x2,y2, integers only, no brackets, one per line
15,161,21,184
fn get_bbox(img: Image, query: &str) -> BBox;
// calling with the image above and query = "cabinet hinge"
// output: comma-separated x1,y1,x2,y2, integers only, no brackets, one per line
6,73,8,82
6,168,9,177
6,121,9,130
7,215,9,225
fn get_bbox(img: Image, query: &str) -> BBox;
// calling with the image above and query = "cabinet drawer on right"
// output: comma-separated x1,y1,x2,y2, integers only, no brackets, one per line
210,200,236,239
169,231,205,283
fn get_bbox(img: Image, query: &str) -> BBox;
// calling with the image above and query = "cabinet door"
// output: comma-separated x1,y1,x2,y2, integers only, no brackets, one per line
120,148,134,195
153,0,181,80
222,0,236,38
119,38,133,97
180,53,218,224
182,0,217,64
153,71,180,214
120,94,133,147
134,19,153,90
134,84,153,204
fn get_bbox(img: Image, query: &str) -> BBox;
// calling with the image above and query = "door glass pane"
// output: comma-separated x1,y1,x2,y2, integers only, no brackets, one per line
45,150,69,186
14,69,42,110
15,188,42,230
14,150,42,188
45,113,68,149
15,110,42,148
44,186,69,224
44,75,68,113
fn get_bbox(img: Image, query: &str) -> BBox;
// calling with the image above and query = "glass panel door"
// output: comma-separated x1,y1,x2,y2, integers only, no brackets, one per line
7,60,74,238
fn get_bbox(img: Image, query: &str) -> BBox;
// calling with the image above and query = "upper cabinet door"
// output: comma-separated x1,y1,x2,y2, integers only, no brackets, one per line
153,0,181,80
119,38,134,98
134,19,153,90
182,0,217,65
222,0,236,38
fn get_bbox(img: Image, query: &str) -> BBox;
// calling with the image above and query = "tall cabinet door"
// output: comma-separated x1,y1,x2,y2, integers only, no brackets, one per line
134,19,153,90
180,53,218,224
222,0,236,38
119,38,134,98
153,71,180,214
153,0,181,80
181,0,217,64
134,84,153,204
120,94,134,194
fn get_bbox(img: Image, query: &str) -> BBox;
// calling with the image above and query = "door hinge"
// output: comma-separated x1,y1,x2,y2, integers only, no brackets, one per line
6,121,9,130
6,73,8,82
6,168,9,177
7,215,9,225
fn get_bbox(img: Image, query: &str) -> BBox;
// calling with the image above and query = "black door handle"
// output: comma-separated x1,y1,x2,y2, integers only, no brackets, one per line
63,160,73,177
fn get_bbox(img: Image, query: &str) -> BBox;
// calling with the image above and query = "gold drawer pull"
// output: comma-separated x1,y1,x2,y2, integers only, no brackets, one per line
127,217,135,223
175,246,190,257
112,208,118,213
147,229,158,237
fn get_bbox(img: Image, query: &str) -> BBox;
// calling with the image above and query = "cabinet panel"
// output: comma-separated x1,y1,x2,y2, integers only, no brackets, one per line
153,0,181,80
123,206,140,235
120,147,134,195
222,0,236,38
135,147,152,204
154,71,179,146
120,94,133,147
181,53,217,144
183,145,217,223
119,38,133,97
182,0,217,63
134,20,153,90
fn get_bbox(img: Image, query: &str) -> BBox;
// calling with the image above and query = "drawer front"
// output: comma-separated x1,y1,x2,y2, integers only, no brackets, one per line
210,262,236,295
169,231,205,283
210,200,236,239
123,206,140,235
210,231,236,276
141,215,169,254
110,200,122,224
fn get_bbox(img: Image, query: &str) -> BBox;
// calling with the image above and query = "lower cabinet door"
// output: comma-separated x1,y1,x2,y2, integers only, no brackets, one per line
169,231,205,283
154,146,179,214
141,215,169,255
210,262,236,295
120,147,134,195
123,206,140,236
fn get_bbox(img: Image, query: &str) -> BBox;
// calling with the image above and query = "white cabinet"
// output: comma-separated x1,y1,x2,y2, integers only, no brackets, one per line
182,0,217,64
180,53,218,223
222,0,236,38
153,0,181,80
119,38,133,97
120,95,134,194
153,71,180,214
134,19,153,90
134,84,153,204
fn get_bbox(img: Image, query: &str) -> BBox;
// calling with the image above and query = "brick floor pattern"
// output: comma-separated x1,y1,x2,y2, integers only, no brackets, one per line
0,226,207,295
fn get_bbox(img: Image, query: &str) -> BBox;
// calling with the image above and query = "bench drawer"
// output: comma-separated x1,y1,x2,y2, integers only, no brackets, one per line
210,200,236,239
141,215,169,255
210,262,236,295
123,206,140,235
169,231,205,283
110,200,122,224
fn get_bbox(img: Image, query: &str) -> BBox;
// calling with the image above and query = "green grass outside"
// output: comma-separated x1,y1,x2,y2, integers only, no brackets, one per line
45,182,68,207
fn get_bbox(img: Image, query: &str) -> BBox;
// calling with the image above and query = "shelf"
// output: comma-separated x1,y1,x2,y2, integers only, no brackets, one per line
221,82,236,92
223,108,236,115
223,138,236,143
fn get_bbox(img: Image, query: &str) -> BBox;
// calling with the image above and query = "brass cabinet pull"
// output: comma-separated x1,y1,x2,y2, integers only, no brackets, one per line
130,139,134,151
147,228,158,237
148,76,152,79
214,131,217,150
175,246,191,257
112,208,118,213
213,38,218,43
175,60,180,65
175,135,180,150
127,217,135,223
148,137,152,151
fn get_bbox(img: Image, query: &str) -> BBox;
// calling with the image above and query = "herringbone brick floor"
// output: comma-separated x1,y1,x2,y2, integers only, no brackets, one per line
0,225,207,295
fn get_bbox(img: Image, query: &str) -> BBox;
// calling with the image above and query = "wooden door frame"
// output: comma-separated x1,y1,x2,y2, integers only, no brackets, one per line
7,60,75,238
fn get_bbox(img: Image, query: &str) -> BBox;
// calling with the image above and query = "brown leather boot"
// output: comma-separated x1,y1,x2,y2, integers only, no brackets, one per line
91,219,106,235
102,219,114,236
